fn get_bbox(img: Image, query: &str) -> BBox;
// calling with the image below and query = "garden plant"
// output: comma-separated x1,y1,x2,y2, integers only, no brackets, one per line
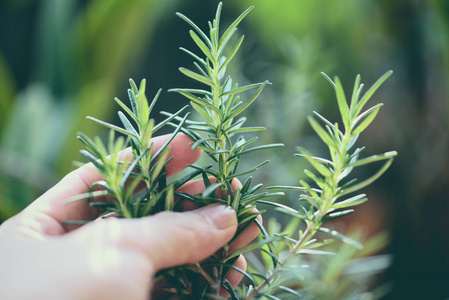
70,3,397,299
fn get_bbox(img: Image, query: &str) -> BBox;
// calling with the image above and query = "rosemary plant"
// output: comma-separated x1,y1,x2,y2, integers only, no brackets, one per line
161,3,284,298
241,71,397,299
69,79,189,219
70,2,397,299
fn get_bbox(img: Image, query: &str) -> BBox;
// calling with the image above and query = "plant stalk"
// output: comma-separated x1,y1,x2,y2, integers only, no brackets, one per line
246,225,315,299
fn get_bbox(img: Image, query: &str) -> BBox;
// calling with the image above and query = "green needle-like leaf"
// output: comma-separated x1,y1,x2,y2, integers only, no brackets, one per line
347,151,398,168
226,237,276,262
87,116,140,139
319,227,363,249
178,67,215,87
226,81,270,120
218,5,253,52
334,77,350,129
190,30,215,64
176,12,212,48
308,116,339,151
339,158,395,197
355,70,393,116
218,35,244,73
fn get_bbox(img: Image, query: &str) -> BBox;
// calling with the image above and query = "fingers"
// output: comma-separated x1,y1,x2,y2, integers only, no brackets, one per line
176,177,243,211
24,133,201,231
177,177,262,252
220,255,247,297
228,211,262,254
90,205,238,273
177,176,262,257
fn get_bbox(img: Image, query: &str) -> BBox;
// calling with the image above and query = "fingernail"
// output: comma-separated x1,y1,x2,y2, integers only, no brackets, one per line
198,204,237,230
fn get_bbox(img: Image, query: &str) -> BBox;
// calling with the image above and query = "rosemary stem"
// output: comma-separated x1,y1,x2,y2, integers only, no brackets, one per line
247,225,315,299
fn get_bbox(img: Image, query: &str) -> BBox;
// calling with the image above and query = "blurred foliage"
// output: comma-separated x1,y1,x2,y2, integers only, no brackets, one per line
1,0,449,298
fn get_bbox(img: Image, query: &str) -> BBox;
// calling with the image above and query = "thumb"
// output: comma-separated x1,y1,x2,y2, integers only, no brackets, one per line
105,205,238,272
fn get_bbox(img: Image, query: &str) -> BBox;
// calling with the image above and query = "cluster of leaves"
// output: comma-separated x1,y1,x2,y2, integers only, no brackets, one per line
72,2,397,299
236,70,397,299
160,3,285,297
67,80,189,219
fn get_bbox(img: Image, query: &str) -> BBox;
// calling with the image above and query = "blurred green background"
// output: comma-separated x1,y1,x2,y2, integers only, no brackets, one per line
0,0,448,298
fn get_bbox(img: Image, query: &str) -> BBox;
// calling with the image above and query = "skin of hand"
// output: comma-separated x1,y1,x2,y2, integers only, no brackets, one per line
0,133,261,300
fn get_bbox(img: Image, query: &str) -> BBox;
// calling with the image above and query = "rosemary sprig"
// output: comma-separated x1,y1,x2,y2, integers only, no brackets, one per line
247,71,397,299
69,3,397,298
72,79,189,218
167,2,284,297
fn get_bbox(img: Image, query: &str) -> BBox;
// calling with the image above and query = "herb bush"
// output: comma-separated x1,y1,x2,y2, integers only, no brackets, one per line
70,3,397,299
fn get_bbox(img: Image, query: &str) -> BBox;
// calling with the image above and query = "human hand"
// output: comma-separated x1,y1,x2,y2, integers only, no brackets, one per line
0,133,260,299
